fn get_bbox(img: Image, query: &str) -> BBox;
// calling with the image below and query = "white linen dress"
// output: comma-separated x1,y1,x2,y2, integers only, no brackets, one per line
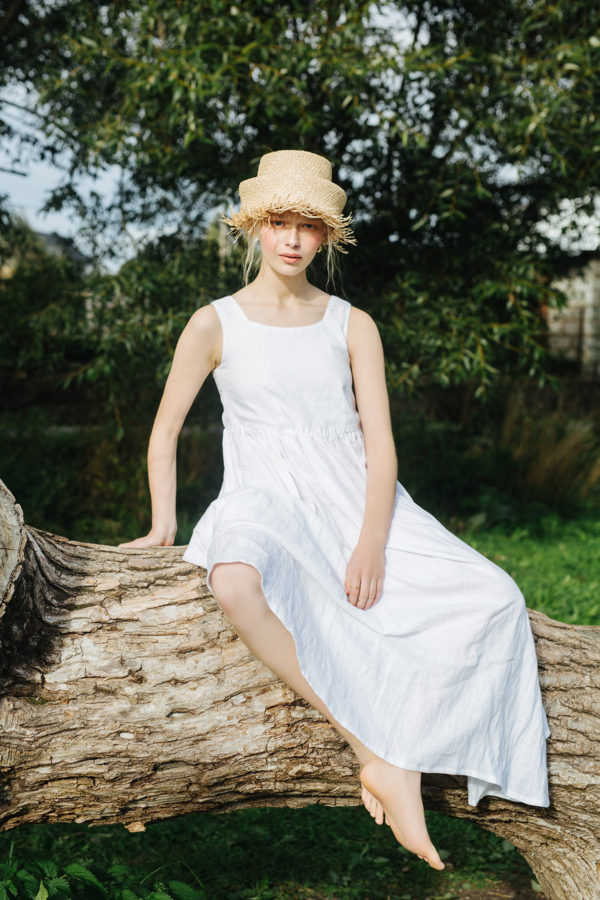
182,293,551,808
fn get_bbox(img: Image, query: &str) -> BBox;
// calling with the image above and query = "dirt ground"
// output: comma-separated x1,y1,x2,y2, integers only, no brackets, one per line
288,870,545,899
437,873,543,899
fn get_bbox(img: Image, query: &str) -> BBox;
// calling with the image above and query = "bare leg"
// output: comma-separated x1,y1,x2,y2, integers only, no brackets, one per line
210,561,445,870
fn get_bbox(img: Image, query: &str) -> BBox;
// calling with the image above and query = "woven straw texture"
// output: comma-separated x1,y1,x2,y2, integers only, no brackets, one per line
223,150,356,250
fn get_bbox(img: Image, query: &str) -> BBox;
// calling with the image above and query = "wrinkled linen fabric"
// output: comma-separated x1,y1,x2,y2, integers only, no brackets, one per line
183,293,551,808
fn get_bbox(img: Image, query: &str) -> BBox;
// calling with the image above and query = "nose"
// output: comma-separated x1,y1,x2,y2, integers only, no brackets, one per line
285,226,300,247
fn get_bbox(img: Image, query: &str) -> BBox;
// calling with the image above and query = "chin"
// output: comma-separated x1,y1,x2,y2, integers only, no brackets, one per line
275,262,308,275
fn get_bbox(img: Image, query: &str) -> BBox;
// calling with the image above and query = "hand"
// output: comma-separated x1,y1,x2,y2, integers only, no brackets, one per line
118,526,177,549
344,539,385,610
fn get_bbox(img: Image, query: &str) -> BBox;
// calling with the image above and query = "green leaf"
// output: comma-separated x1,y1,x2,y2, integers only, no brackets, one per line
411,215,428,231
34,882,49,900
167,881,205,900
107,864,134,882
64,864,107,895
37,862,58,879
48,876,71,896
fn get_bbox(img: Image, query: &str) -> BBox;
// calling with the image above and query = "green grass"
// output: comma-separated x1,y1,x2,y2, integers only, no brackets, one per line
456,514,600,626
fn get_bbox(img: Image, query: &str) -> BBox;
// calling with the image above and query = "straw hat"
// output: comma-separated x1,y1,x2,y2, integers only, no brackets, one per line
222,150,356,251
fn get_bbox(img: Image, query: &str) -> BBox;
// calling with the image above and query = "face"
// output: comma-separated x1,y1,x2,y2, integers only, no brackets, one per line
258,212,326,276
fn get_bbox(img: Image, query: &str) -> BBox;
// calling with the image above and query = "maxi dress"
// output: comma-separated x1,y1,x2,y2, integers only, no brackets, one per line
182,293,551,808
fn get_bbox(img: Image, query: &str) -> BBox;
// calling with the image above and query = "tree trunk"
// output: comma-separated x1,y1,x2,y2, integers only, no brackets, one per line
0,478,598,899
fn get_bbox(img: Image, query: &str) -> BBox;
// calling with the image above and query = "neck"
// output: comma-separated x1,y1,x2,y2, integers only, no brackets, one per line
252,262,315,303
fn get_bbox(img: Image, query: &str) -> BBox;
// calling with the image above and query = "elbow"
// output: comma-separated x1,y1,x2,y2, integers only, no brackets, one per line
365,437,398,470
150,419,181,447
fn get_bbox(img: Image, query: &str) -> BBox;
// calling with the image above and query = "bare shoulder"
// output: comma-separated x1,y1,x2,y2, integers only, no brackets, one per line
347,303,382,359
188,301,221,332
186,302,223,369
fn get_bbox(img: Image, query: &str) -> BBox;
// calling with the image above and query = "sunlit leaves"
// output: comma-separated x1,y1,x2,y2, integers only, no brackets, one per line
2,0,599,404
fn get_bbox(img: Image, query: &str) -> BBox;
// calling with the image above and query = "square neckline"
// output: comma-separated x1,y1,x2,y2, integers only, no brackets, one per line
227,294,335,329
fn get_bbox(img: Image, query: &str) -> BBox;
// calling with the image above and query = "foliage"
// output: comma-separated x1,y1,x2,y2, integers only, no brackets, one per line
0,217,239,438
0,404,223,544
0,218,90,382
498,390,600,502
0,845,206,899
379,258,558,396
2,376,598,548
2,0,600,396
391,378,600,524
0,802,541,900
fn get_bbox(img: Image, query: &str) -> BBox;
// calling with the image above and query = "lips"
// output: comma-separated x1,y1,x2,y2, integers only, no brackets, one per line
280,254,301,262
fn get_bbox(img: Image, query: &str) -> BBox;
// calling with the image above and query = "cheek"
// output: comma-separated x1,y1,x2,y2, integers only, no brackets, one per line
259,228,278,254
306,230,325,251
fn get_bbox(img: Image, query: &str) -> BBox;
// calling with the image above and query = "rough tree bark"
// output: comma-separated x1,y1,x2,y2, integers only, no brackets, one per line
0,478,598,899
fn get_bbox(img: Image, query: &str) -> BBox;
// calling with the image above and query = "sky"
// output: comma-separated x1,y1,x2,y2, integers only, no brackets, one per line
0,84,144,272
2,154,121,245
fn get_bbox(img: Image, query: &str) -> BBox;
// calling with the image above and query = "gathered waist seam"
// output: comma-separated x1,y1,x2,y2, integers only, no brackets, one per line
223,420,363,439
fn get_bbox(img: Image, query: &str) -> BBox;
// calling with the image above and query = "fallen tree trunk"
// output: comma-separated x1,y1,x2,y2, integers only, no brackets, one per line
0,478,598,899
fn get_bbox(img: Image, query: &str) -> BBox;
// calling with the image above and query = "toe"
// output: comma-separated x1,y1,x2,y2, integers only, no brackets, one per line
425,850,445,870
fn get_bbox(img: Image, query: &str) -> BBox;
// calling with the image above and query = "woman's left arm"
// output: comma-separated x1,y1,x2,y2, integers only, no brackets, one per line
345,305,398,610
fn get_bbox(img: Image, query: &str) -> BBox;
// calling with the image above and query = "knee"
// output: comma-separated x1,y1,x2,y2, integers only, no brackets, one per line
209,561,262,620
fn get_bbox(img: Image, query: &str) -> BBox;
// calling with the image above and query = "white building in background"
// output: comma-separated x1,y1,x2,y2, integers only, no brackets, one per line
548,259,600,378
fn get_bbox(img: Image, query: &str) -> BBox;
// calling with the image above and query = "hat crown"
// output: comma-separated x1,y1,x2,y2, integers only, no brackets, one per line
257,150,332,182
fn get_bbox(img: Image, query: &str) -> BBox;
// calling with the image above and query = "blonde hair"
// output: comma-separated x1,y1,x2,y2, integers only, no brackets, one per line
238,217,343,288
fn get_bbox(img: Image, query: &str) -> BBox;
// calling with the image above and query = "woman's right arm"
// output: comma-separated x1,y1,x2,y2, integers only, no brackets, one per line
118,304,222,549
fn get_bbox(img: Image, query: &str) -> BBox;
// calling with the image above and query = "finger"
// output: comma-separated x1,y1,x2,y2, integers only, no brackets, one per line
345,578,361,605
364,577,379,609
355,583,367,607
356,575,373,609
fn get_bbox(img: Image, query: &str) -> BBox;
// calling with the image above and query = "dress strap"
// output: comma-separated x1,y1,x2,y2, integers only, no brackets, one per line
209,296,244,371
210,295,237,324
327,294,352,341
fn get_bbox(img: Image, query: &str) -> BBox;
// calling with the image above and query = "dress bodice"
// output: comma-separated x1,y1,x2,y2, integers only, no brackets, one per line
210,294,362,436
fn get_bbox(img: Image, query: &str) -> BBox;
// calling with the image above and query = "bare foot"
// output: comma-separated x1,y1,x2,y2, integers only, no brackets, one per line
361,785,385,825
360,757,446,871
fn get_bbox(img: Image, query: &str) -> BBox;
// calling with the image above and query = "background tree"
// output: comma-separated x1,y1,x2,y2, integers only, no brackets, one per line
1,1,599,544
2,0,599,394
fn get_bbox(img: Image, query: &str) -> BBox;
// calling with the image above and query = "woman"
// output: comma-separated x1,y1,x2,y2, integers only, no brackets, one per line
119,149,551,871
